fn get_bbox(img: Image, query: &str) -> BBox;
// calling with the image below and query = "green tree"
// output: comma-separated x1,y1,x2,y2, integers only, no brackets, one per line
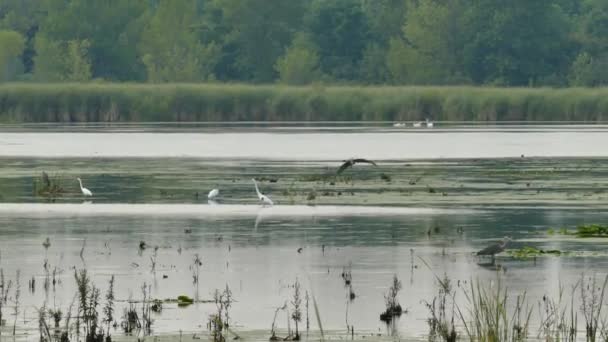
36,0,147,80
275,33,320,85
207,0,307,82
0,0,43,74
66,39,92,81
33,35,92,81
568,0,608,86
0,29,24,81
386,37,410,84
140,0,218,82
462,0,573,85
306,0,370,81
386,0,467,84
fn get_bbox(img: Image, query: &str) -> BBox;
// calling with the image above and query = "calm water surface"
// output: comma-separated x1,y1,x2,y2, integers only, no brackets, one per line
0,124,607,341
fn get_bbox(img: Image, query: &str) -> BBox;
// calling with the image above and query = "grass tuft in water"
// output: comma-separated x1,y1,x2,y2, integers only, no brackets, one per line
34,172,65,198
425,273,457,342
379,274,404,323
457,275,532,342
538,281,578,341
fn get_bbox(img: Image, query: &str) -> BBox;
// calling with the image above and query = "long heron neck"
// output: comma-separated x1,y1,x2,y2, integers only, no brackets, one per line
253,181,262,197
78,179,84,189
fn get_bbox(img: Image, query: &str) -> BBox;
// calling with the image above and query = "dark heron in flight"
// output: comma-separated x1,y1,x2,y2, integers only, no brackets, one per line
476,237,511,262
336,158,377,174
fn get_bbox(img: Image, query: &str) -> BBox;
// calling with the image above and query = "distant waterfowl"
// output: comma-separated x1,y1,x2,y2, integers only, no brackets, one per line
207,188,219,200
252,178,274,206
336,158,378,175
393,122,406,127
425,118,434,128
413,121,423,128
77,178,93,197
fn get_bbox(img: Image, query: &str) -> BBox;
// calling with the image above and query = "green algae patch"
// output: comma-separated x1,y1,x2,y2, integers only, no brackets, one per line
507,247,564,259
550,224,608,238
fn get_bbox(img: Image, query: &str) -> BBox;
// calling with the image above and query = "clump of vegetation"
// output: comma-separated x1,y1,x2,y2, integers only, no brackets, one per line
507,246,564,259
0,269,12,328
341,263,352,286
177,295,194,307
74,269,105,342
269,302,287,341
306,190,316,202
34,172,65,198
550,224,608,238
208,285,234,342
425,274,457,342
150,300,162,313
458,277,532,341
580,274,608,341
380,275,403,323
538,282,578,341
380,173,391,182
103,275,115,338
121,302,140,334
291,279,302,340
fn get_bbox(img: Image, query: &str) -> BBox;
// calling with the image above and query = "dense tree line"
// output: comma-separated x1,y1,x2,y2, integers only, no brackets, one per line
0,0,607,86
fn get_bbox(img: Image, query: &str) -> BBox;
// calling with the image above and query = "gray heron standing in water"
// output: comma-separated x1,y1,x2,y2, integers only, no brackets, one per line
476,237,511,263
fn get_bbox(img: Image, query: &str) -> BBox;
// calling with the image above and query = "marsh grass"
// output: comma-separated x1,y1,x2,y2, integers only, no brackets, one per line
457,277,532,342
580,274,608,341
537,282,578,342
425,274,457,342
2,83,608,122
34,172,65,198
379,275,403,323
208,285,234,342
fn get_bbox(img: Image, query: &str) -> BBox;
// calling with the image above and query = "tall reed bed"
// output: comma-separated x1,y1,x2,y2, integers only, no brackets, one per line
1,83,608,122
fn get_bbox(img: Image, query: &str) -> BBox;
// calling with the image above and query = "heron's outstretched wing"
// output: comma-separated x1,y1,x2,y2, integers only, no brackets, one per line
353,158,377,166
336,160,353,174
42,171,50,188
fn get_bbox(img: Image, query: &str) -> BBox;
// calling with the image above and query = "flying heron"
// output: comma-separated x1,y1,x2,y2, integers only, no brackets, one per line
336,158,377,175
476,237,511,262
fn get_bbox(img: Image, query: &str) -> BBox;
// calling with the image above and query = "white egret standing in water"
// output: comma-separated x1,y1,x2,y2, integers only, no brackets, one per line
77,178,93,197
252,178,273,206
208,188,219,200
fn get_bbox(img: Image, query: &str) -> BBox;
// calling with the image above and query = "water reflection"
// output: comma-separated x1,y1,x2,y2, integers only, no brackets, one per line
0,206,606,339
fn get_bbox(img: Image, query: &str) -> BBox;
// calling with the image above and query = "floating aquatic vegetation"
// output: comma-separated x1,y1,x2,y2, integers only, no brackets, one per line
549,224,608,238
507,247,564,259
177,295,194,307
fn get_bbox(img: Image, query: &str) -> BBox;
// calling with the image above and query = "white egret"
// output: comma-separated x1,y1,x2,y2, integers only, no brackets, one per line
252,178,273,206
413,121,423,128
77,178,93,197
208,188,219,200
425,118,434,128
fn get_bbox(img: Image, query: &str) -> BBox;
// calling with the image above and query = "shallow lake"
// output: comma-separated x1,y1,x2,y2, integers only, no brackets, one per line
1,123,608,341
